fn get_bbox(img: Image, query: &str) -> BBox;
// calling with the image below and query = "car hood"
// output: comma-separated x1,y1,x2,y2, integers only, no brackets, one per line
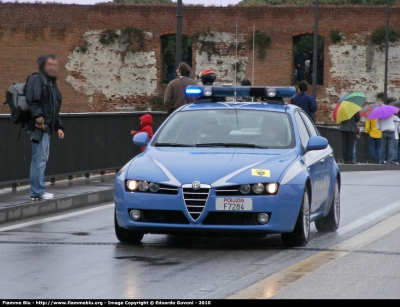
125,147,298,187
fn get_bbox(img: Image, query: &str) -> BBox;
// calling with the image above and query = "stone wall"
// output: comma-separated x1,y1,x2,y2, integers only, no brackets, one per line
0,3,399,122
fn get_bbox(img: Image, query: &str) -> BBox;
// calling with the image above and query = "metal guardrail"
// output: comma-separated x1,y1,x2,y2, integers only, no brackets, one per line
0,112,167,187
318,126,370,163
0,112,371,188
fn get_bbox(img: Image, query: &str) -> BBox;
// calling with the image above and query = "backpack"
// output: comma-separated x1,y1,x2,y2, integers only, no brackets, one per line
3,73,46,125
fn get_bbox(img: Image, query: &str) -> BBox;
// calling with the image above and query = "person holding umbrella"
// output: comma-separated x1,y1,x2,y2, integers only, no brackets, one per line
333,93,366,164
368,105,400,164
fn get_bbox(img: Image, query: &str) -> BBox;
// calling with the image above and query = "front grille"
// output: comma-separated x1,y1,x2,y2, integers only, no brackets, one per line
203,212,269,225
138,209,189,224
183,186,210,220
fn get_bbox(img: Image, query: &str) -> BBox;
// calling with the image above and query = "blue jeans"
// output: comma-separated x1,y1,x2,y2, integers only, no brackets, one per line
368,137,382,163
379,132,395,164
30,133,50,197
395,139,399,162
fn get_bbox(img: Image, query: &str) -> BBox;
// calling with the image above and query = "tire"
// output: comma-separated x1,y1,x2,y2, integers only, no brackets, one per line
315,179,340,232
114,212,144,244
281,186,310,247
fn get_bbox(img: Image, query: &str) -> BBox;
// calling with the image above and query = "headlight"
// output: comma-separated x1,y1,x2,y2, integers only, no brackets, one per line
149,183,160,193
138,181,149,192
266,183,279,194
252,183,264,194
126,180,138,191
239,184,251,194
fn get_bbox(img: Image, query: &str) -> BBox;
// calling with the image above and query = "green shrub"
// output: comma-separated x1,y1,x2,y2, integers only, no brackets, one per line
248,30,271,60
330,30,342,44
99,29,119,45
371,27,400,45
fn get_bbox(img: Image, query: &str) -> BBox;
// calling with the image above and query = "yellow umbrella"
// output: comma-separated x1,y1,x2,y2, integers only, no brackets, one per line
333,93,366,123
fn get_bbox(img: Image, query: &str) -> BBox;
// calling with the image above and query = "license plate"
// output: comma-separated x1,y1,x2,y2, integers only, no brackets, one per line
216,197,253,211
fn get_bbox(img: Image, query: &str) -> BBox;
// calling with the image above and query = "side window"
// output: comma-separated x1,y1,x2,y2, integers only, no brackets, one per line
295,112,310,149
300,112,319,136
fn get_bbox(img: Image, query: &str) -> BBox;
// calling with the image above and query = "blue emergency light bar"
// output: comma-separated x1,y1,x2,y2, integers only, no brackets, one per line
186,85,296,99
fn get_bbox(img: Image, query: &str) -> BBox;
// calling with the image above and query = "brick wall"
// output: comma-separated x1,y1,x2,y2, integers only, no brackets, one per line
0,3,398,122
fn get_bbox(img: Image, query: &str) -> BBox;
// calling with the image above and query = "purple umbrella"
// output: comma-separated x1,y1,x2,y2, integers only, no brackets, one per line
368,105,399,119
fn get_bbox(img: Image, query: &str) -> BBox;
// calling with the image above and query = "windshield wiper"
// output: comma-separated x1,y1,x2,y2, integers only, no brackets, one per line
154,143,194,147
196,143,268,149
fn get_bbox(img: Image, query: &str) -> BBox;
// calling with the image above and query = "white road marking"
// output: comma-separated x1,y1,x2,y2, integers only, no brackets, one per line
0,203,114,232
337,200,400,235
230,209,400,299
186,199,400,299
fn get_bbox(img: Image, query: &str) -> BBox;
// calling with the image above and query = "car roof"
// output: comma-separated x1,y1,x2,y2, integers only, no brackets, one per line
179,102,300,113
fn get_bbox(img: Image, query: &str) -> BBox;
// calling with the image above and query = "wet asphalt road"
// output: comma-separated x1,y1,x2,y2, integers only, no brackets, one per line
1,171,400,299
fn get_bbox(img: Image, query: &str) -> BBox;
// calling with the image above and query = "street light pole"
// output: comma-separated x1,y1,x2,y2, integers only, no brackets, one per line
175,0,183,72
312,0,319,101
384,0,392,104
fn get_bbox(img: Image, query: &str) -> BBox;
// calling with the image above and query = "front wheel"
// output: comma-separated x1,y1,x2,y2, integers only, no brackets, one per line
114,212,144,244
315,179,340,232
281,186,310,247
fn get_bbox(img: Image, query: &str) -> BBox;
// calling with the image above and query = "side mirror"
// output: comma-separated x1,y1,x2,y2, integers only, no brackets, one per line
133,132,149,147
306,136,328,151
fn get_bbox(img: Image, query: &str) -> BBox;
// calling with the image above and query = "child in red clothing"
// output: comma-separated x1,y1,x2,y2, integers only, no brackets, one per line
131,114,154,152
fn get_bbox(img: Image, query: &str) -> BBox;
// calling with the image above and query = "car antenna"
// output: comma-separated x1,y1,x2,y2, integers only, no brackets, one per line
234,17,238,103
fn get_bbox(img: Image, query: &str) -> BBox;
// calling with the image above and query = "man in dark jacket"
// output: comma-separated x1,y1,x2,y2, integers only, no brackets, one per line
291,81,318,121
164,62,197,114
26,54,65,200
340,112,360,164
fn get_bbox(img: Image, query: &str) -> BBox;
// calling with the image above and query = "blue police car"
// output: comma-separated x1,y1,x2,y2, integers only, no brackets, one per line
114,85,340,247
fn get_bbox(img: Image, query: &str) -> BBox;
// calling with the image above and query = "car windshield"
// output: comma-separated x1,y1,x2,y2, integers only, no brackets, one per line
153,109,295,149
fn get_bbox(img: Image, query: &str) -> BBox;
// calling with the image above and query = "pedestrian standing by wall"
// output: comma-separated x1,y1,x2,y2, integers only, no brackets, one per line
377,114,399,164
26,54,65,200
365,118,382,164
291,81,318,121
164,62,197,115
340,112,360,164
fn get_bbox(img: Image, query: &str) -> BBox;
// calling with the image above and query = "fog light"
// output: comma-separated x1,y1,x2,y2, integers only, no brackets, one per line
239,184,251,194
267,88,276,97
257,213,269,224
203,86,212,96
252,183,264,194
138,181,149,192
126,180,138,191
130,210,141,221
149,183,160,193
266,183,279,194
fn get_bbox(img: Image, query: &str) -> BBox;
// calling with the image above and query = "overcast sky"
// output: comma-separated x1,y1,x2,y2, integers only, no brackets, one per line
2,0,241,6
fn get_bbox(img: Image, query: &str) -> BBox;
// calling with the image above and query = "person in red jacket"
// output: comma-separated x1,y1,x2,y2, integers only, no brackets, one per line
131,114,154,152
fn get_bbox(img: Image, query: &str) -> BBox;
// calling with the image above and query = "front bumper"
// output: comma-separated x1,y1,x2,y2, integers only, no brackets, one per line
114,179,304,235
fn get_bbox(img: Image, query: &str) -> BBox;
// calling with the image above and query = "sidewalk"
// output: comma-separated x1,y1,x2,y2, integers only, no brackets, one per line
0,164,399,225
0,174,115,225
338,163,400,172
